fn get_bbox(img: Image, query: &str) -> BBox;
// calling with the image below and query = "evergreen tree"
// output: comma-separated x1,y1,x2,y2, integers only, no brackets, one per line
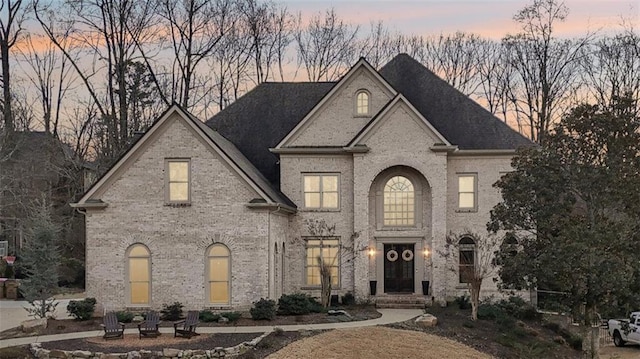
20,207,61,319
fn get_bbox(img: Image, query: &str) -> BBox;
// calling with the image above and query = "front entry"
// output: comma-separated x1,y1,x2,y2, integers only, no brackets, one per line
383,244,414,293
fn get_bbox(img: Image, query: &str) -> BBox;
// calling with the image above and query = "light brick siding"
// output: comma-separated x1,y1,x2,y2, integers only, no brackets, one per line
85,115,272,311
289,68,393,147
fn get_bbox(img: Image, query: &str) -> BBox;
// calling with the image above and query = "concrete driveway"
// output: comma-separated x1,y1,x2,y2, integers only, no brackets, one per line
0,298,78,331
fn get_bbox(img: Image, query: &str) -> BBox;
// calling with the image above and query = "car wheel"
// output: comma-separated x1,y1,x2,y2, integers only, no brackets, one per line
613,331,625,347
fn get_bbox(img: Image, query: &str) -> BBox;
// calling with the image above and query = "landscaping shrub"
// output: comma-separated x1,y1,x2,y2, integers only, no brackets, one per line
250,298,276,320
497,296,542,321
220,311,242,322
341,292,355,306
66,298,97,321
199,310,220,323
116,311,134,323
277,293,312,315
477,303,505,320
455,295,472,310
273,327,284,336
308,297,325,313
161,302,184,321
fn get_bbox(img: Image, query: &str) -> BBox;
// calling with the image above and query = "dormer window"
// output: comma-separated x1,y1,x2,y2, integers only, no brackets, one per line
355,90,370,116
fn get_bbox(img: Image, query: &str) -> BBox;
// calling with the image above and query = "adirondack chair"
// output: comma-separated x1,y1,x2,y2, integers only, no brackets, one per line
173,310,200,338
101,312,125,339
138,311,161,339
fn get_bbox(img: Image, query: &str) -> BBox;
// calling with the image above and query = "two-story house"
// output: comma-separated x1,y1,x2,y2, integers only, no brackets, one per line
72,54,532,311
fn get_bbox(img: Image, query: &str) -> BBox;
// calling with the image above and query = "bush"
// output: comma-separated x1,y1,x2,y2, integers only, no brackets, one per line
341,292,355,306
220,311,242,322
199,310,220,323
277,293,312,315
66,298,97,321
497,296,542,321
308,297,325,313
477,303,505,320
455,295,472,310
116,311,134,323
251,298,276,320
161,302,184,321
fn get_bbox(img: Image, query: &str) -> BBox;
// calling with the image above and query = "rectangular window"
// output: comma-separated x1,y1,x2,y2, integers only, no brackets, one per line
303,174,339,209
305,238,339,287
457,174,477,210
166,159,190,204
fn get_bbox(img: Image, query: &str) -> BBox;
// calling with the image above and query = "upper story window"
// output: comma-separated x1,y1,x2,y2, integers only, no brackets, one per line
457,173,477,211
383,176,415,226
166,159,190,204
303,174,339,210
355,90,370,116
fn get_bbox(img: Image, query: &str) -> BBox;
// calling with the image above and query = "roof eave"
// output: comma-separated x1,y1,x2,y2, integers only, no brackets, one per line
245,202,297,214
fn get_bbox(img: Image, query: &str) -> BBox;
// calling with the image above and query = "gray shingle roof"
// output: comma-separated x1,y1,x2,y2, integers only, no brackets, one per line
379,54,533,150
206,82,336,186
206,54,534,190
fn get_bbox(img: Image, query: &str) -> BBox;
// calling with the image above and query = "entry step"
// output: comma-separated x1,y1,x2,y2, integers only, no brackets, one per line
375,294,430,309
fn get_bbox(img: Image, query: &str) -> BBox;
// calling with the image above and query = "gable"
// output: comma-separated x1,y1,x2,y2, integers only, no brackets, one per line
350,96,450,150
73,105,294,210
277,58,396,148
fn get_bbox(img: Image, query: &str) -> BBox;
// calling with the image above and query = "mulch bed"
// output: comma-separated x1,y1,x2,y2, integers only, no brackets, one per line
41,333,261,353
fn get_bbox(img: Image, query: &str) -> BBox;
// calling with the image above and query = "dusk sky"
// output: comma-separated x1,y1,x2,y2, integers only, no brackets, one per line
284,0,639,39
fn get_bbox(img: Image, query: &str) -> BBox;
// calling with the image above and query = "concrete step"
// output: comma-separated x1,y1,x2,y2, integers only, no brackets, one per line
375,294,428,309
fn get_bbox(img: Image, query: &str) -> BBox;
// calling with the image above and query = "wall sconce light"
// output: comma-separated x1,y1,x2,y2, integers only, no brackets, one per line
368,248,376,257
423,248,430,257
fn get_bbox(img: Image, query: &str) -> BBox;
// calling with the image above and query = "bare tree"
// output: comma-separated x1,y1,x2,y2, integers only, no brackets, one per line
34,0,157,167
581,28,640,109
157,0,232,109
439,231,501,321
15,33,75,136
0,0,29,134
422,32,485,96
238,0,293,84
294,8,359,82
503,0,590,143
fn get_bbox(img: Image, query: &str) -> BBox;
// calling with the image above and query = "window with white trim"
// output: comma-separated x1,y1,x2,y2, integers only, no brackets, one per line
458,237,475,284
305,237,339,286
303,174,339,209
166,159,190,204
457,174,477,210
207,244,230,305
355,90,369,115
127,244,151,305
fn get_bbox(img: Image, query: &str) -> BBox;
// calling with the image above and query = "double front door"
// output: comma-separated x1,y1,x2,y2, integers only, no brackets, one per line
383,243,414,293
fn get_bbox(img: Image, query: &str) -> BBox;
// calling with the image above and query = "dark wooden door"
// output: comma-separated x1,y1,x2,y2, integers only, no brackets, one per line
383,244,414,293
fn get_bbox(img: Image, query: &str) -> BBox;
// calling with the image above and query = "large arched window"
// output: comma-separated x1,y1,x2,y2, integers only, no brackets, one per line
355,90,370,115
458,237,476,284
207,244,230,305
127,244,151,305
383,176,415,226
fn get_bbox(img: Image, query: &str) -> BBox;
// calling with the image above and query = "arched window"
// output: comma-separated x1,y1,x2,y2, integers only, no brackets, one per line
383,176,415,226
459,237,476,284
127,244,151,305
356,90,369,115
207,244,230,305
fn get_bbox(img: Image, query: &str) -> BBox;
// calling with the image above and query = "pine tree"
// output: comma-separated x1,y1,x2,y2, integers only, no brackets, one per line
20,208,61,319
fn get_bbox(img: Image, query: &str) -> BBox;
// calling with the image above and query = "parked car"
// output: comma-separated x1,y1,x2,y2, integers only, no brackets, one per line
608,311,640,347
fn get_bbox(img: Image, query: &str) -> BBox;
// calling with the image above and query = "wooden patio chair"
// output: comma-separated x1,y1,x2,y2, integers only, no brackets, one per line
138,311,161,339
173,310,200,338
101,312,125,340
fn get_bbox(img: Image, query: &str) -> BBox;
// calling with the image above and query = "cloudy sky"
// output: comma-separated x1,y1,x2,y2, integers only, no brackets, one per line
284,0,639,38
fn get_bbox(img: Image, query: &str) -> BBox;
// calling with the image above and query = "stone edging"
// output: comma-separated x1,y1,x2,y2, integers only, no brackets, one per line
29,332,271,359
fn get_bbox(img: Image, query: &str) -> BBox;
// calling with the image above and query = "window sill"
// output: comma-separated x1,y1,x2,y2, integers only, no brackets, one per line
164,203,192,207
378,226,419,231
301,208,341,212
353,114,371,118
300,286,342,291
455,209,477,213
455,285,471,290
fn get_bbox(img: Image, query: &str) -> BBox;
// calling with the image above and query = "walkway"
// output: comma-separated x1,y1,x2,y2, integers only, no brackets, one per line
0,308,423,349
